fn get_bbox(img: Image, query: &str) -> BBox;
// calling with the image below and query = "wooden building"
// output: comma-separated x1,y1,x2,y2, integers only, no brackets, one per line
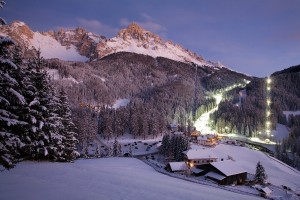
183,149,218,167
205,160,247,185
166,162,188,174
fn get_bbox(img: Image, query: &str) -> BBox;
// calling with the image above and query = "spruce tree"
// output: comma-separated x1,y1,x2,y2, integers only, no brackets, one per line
112,138,121,156
0,2,28,168
255,161,268,184
160,134,170,156
58,89,79,161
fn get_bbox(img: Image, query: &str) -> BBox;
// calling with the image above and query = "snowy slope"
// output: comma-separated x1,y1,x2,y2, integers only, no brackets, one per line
106,37,210,67
191,144,300,191
283,110,300,120
31,32,88,61
0,158,261,200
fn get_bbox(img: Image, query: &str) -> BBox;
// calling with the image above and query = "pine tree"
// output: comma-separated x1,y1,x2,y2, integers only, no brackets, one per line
58,89,80,161
83,144,89,159
0,3,28,168
95,145,101,158
160,134,170,156
254,161,268,184
112,138,121,157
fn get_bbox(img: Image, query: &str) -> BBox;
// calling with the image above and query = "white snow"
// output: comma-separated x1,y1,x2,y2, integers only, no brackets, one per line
106,37,211,67
210,160,247,176
183,149,218,160
46,69,60,80
30,32,88,62
111,98,130,109
0,158,262,200
205,171,226,180
91,74,106,82
283,110,300,120
191,144,300,191
271,124,289,141
169,162,188,171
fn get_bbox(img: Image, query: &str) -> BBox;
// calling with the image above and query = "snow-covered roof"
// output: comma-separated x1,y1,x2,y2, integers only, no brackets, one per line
169,162,188,172
191,167,203,174
183,149,218,160
261,187,272,195
210,160,246,176
206,172,225,180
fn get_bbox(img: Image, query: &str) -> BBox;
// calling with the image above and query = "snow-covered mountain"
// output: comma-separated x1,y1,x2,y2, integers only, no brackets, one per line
0,21,224,69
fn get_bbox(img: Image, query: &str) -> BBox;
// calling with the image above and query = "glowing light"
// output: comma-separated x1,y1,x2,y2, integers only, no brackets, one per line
266,111,271,116
267,78,271,84
267,99,271,105
266,121,271,126
267,87,271,91
189,162,194,168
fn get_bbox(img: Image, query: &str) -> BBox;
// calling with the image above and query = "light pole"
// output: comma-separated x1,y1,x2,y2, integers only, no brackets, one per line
265,77,272,137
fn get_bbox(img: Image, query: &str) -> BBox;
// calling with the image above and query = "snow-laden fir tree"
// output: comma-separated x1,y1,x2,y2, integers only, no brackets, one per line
254,161,268,185
112,138,121,157
58,89,80,161
0,1,28,168
25,51,64,161
160,134,170,156
95,145,101,158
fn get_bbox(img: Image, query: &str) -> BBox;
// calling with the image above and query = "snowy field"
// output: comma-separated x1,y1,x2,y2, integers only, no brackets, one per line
0,158,262,200
191,144,300,191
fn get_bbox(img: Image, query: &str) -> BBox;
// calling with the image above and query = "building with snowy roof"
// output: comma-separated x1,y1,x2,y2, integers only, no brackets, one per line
197,134,217,146
166,162,188,174
205,160,247,185
183,149,218,167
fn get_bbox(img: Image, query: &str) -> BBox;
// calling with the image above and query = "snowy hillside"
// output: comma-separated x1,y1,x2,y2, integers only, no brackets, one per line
0,158,262,200
106,35,209,67
31,32,88,61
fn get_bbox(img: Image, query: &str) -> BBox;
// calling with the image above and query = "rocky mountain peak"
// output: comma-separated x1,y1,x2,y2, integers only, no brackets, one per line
117,22,162,43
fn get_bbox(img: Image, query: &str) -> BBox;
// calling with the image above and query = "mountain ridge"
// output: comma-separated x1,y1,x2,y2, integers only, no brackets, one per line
0,20,225,69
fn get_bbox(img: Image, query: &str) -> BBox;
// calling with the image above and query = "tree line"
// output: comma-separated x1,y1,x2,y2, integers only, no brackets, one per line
0,26,79,168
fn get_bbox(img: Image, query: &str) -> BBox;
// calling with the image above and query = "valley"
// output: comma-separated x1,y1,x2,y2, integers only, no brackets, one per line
1,2,300,199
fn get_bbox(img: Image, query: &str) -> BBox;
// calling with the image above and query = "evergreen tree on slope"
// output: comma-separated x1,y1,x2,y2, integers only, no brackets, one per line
254,161,268,185
0,2,27,168
58,89,80,161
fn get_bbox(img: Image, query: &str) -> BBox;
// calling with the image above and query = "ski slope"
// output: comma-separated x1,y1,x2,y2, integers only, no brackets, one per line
0,158,262,200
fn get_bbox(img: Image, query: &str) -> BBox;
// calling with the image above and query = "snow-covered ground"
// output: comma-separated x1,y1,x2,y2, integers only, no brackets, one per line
100,135,163,156
111,98,130,109
283,110,300,120
191,144,300,191
0,158,262,200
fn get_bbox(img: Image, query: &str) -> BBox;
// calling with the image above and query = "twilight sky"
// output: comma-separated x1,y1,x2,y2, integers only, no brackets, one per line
2,0,300,77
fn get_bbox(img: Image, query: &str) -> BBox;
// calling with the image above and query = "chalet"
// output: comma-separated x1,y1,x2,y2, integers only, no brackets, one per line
166,162,188,174
197,134,217,146
183,149,218,167
205,160,247,185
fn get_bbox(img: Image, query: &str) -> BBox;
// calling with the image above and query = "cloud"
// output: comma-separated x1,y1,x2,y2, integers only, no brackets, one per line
76,18,118,37
120,13,167,38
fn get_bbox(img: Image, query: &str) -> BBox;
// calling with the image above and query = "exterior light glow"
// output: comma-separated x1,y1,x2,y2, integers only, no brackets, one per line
267,78,271,84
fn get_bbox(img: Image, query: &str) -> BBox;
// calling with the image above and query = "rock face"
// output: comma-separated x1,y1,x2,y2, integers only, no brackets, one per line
0,20,223,68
